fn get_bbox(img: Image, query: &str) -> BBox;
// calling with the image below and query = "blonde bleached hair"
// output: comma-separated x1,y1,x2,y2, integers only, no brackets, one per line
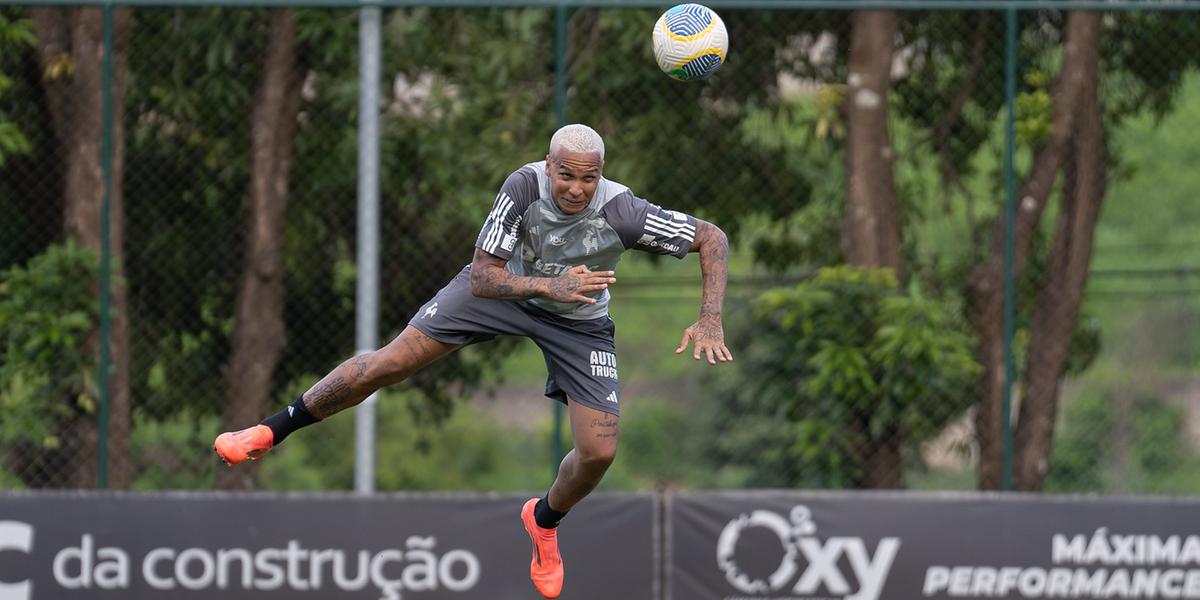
548,124,605,161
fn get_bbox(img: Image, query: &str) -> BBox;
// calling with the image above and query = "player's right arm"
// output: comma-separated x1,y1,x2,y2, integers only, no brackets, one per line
469,249,615,305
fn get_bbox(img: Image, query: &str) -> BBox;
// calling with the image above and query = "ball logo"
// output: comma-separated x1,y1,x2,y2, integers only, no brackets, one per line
715,505,900,600
0,521,33,600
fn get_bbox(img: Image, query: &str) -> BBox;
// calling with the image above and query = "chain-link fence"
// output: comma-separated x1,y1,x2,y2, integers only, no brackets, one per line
1,2,1198,495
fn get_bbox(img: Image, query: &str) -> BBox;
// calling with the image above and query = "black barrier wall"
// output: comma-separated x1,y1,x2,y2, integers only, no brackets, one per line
0,492,655,599
3,491,1200,600
669,491,1200,600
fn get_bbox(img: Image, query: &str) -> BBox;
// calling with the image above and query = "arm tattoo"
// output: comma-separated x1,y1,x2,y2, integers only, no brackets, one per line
469,249,547,300
352,356,371,378
693,220,729,323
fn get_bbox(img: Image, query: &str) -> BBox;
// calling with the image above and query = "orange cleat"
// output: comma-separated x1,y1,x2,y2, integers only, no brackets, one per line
520,497,565,599
213,424,275,466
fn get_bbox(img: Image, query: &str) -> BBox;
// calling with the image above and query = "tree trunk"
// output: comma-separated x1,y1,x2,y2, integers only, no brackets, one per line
215,8,303,490
842,11,903,488
1015,14,1104,490
864,424,902,489
29,6,132,489
966,11,1099,490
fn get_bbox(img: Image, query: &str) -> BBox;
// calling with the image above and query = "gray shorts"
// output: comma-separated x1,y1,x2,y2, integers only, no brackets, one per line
408,267,621,416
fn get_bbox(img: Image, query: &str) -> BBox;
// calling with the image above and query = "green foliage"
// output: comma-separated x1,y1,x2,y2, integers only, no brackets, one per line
710,266,980,488
895,13,1008,179
130,411,218,490
563,9,831,245
0,242,99,450
0,465,24,490
1046,391,1197,495
0,6,1197,493
736,96,845,272
609,398,714,488
246,376,723,493
1015,71,1053,147
1043,393,1112,492
1102,13,1200,121
120,8,536,423
258,386,553,492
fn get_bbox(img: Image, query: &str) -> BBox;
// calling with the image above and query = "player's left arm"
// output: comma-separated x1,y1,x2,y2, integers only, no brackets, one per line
676,219,734,365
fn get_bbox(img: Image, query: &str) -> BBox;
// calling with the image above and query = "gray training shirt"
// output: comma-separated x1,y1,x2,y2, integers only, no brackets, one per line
474,161,699,320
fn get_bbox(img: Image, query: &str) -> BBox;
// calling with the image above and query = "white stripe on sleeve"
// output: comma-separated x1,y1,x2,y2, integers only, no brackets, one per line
482,194,513,252
645,213,696,241
647,213,696,234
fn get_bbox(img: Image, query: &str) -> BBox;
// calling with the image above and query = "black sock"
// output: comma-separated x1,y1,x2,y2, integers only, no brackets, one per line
534,494,568,529
260,396,321,445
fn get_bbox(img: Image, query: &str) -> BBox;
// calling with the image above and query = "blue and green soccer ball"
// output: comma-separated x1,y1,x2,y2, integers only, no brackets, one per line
652,4,729,81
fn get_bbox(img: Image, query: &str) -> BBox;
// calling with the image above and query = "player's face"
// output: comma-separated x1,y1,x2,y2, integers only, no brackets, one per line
546,150,603,215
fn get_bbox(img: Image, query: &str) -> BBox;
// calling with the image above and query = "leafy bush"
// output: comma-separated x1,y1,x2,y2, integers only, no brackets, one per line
710,266,980,488
0,242,99,454
1047,390,1200,494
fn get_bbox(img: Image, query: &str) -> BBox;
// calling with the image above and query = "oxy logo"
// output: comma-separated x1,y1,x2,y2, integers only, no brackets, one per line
422,302,438,319
716,505,900,600
0,521,33,600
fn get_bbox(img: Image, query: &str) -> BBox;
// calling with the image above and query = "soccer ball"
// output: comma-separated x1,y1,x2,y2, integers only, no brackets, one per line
651,4,729,81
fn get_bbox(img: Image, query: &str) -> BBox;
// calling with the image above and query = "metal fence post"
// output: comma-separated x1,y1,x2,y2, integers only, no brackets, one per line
354,2,382,495
98,1,115,490
551,1,567,480
1001,5,1018,492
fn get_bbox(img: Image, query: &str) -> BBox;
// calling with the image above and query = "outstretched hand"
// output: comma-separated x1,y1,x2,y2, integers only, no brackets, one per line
546,265,616,304
675,318,733,365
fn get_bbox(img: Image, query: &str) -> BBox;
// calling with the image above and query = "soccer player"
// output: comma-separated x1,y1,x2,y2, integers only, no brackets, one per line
213,123,731,599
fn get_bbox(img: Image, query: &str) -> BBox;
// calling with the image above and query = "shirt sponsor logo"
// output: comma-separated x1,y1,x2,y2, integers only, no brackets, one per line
589,351,618,380
547,234,572,247
531,259,572,276
636,234,681,254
